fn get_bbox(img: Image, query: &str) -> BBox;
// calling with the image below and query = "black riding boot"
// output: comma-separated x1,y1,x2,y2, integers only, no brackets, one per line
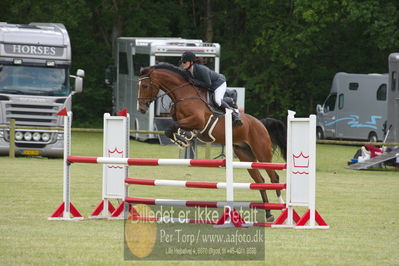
220,100,243,126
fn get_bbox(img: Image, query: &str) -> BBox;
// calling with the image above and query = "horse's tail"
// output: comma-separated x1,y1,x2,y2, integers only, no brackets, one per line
260,118,287,161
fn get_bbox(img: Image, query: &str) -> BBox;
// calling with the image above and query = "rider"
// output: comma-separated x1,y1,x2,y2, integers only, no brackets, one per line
180,51,242,126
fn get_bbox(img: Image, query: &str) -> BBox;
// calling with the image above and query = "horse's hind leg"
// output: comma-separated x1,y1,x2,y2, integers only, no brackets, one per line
233,144,275,222
249,137,285,204
266,169,284,203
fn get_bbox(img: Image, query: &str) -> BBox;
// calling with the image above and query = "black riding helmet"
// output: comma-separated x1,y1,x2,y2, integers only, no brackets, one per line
181,51,196,63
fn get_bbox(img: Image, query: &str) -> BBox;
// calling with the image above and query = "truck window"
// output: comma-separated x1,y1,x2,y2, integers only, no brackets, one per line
155,56,181,67
118,52,128,74
323,94,337,112
392,71,397,91
133,54,150,75
349,82,359,90
338,93,344,109
376,84,387,101
0,65,69,96
196,57,216,70
155,56,216,71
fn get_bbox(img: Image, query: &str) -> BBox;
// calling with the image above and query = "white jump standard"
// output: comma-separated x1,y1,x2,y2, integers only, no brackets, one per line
48,108,83,220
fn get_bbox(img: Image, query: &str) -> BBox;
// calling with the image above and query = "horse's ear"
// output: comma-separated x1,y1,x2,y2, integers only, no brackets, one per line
139,66,150,75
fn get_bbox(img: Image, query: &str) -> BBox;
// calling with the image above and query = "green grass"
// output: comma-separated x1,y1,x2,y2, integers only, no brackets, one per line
0,132,398,265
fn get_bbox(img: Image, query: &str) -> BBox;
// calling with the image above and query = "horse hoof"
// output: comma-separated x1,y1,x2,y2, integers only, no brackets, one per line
266,215,275,222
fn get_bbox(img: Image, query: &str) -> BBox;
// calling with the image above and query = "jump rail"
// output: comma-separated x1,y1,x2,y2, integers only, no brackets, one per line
124,178,287,190
66,156,287,170
125,197,286,210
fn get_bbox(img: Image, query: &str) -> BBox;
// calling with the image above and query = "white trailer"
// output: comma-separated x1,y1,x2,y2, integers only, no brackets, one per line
316,72,388,142
107,37,245,143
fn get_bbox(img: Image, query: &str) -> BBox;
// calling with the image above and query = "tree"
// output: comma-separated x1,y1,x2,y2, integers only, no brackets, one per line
1,0,398,124
213,0,399,119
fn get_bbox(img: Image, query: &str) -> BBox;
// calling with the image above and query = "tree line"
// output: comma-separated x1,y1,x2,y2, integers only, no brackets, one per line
1,0,398,126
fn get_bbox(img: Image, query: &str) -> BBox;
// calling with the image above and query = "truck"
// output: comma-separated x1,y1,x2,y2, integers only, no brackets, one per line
106,37,245,143
387,53,399,143
0,22,84,157
316,72,388,142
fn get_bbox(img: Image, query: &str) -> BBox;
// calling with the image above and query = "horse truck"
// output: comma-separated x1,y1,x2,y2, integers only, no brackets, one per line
344,54,399,169
387,53,399,144
0,22,84,157
105,37,245,144
316,72,388,142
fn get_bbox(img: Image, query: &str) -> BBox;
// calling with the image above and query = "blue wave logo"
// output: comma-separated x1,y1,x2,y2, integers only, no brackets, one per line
324,115,382,129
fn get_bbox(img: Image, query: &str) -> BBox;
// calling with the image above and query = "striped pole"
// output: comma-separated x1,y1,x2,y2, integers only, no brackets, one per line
125,197,286,210
125,178,286,190
66,156,287,170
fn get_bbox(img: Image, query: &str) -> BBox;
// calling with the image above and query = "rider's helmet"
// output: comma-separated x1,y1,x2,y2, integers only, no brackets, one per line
181,51,196,63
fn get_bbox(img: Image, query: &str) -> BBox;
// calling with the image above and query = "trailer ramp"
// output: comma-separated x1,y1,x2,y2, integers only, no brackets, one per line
346,148,399,170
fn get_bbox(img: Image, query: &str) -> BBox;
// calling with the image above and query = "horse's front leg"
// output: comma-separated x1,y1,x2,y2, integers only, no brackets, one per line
164,120,196,148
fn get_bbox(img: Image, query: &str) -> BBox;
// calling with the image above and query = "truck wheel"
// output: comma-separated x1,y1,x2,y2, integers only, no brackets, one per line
368,132,378,143
316,127,324,140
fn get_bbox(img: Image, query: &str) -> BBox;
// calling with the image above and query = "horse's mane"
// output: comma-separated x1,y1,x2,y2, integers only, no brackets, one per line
140,63,190,81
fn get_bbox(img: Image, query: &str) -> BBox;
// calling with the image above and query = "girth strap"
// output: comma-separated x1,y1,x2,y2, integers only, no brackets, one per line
197,115,219,143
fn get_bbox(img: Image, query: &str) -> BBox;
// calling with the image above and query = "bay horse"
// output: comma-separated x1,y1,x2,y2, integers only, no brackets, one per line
137,63,286,222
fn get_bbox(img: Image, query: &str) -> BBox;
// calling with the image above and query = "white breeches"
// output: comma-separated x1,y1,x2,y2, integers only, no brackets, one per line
214,82,227,106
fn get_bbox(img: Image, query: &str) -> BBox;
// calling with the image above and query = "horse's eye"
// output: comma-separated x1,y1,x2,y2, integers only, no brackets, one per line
142,85,148,89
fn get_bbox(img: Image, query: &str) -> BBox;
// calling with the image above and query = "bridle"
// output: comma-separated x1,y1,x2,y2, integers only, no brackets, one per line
137,68,211,114
137,72,193,105
137,76,157,101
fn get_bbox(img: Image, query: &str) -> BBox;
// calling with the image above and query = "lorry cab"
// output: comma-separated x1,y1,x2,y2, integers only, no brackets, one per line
0,23,84,157
316,72,388,142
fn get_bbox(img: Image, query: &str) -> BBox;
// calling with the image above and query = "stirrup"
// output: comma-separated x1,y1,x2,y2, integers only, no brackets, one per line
233,120,243,126
232,119,243,127
232,111,243,127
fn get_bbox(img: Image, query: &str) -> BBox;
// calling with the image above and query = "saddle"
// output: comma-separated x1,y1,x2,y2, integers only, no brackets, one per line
206,88,238,115
170,88,239,147
194,89,238,143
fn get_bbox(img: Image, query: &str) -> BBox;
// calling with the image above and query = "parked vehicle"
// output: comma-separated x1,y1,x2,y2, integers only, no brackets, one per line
387,53,399,143
0,23,84,157
316,72,388,142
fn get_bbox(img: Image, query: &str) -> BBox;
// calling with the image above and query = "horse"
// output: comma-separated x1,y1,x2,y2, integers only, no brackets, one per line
137,63,287,222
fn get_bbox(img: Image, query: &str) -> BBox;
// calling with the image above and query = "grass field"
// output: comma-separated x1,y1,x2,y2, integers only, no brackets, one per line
0,131,398,265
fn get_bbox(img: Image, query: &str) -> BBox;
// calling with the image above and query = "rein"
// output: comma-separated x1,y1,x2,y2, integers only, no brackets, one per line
138,73,207,106
174,86,208,106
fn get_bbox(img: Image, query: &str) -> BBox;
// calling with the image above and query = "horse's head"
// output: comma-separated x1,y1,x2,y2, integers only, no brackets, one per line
137,67,160,114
